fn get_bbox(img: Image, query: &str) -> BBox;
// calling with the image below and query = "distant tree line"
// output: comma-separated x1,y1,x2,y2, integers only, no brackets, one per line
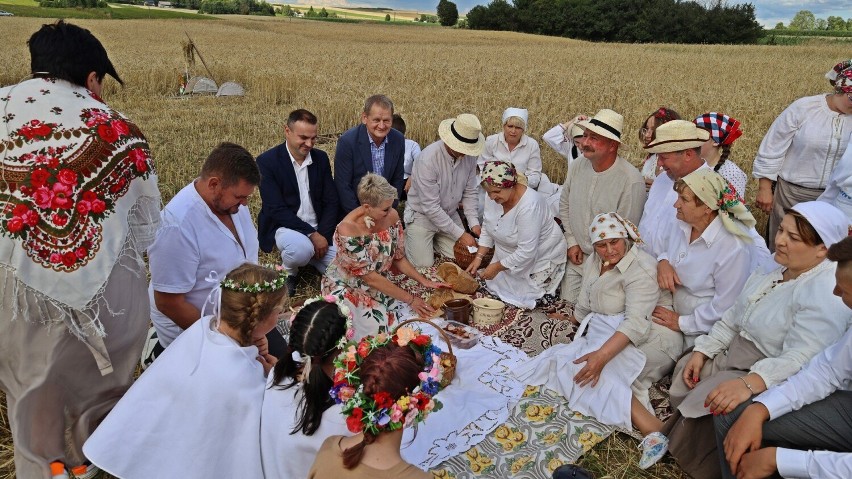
198,0,273,15
466,0,764,44
775,10,852,31
38,0,108,8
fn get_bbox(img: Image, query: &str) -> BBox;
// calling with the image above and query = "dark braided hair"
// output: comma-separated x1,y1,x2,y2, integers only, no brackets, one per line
341,343,423,469
271,300,347,435
714,144,732,172
219,263,288,346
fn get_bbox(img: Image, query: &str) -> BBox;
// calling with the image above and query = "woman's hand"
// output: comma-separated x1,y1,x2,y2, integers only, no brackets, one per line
657,259,681,293
408,295,436,318
257,353,278,375
572,347,613,387
478,262,503,281
651,306,681,332
682,351,708,389
465,257,482,275
421,279,452,290
705,378,753,415
254,336,270,357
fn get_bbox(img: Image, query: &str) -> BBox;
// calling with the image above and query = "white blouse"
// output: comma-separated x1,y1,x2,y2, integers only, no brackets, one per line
478,132,543,189
260,378,347,479
752,94,852,189
659,216,752,335
542,124,582,165
695,260,851,388
819,132,852,220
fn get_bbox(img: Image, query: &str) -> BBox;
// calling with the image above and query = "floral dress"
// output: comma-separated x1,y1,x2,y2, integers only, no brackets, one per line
322,220,410,339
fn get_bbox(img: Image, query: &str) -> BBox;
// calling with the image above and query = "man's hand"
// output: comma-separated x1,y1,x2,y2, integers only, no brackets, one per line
404,177,412,193
470,225,482,238
652,306,681,332
657,259,681,293
309,232,329,260
705,378,752,415
736,448,777,479
572,347,613,387
457,232,477,249
567,245,584,265
724,403,769,476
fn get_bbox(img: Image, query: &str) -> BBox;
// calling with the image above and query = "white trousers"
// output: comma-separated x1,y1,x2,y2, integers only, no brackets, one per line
274,227,336,275
403,210,459,268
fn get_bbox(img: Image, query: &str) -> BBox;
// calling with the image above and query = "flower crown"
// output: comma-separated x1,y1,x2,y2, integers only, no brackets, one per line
220,264,288,293
330,326,445,435
301,294,356,349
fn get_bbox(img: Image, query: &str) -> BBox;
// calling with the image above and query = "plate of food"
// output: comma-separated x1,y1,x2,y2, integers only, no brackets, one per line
438,319,480,349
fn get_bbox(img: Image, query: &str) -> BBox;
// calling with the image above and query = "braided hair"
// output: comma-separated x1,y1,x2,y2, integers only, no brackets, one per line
341,343,423,469
219,263,288,346
271,300,347,435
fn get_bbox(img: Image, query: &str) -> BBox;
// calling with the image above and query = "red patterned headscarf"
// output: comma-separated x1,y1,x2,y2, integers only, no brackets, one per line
694,112,743,146
826,59,852,94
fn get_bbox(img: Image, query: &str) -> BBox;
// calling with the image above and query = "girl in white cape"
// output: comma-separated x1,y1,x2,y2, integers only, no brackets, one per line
83,263,285,478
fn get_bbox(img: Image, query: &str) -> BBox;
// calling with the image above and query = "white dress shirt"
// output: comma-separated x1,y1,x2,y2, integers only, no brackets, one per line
478,132,543,189
660,216,752,335
752,95,852,189
288,144,318,229
755,327,852,479
694,260,851,388
402,138,421,179
819,132,852,221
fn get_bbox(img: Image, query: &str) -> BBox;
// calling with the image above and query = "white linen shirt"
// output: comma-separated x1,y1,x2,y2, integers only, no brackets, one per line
542,124,582,165
661,216,752,335
479,187,567,308
819,132,852,221
288,145,318,229
478,133,543,189
755,327,852,478
402,138,422,179
694,260,851,388
148,182,259,347
752,94,852,189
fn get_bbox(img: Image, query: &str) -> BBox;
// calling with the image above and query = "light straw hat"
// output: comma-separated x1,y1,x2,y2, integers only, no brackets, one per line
576,109,623,143
438,113,485,156
645,120,710,154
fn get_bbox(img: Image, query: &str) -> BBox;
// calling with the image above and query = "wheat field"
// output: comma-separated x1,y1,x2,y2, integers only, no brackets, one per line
0,15,849,478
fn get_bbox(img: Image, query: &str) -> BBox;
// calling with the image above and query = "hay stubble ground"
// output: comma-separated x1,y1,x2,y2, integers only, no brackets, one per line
0,15,848,478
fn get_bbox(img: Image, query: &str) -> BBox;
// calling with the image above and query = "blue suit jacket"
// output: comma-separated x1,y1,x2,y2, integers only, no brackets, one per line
256,143,339,253
333,124,405,215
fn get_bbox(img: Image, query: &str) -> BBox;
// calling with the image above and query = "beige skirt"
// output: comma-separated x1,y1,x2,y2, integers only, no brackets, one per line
662,335,766,479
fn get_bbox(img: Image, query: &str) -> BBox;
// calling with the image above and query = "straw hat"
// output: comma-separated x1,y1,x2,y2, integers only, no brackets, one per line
645,120,711,154
439,113,485,157
576,109,623,143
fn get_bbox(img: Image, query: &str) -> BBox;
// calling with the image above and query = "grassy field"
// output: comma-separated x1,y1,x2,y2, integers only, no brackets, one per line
0,0,209,19
0,15,849,478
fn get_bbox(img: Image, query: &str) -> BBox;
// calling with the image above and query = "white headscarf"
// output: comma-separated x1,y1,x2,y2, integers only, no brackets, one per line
791,201,850,248
502,107,529,129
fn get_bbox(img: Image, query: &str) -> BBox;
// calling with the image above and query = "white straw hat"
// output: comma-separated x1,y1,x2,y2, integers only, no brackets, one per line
438,113,485,156
576,109,623,143
645,120,711,154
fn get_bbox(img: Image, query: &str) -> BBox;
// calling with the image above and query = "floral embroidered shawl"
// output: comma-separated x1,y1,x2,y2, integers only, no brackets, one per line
1,78,160,331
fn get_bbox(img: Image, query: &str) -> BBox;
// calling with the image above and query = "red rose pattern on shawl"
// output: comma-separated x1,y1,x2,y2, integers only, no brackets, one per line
1,93,155,272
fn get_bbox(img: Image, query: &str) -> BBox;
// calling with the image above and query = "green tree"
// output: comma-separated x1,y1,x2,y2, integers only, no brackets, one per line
437,0,459,26
385,13,391,21
789,10,816,30
281,4,291,16
774,22,784,30
815,18,828,30
827,16,846,30
319,7,328,17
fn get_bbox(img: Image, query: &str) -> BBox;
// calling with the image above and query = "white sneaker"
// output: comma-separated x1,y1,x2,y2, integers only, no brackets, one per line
140,325,159,370
637,431,669,469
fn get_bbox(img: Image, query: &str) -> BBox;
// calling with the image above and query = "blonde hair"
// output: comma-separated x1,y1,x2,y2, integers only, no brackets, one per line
219,263,288,346
357,173,398,207
504,116,525,130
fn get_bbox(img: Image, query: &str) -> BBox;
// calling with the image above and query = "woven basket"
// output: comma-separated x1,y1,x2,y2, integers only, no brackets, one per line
394,318,456,388
453,242,493,270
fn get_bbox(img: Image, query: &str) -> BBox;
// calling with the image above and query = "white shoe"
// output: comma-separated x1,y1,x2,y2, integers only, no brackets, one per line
637,431,669,469
140,325,159,370
71,463,100,479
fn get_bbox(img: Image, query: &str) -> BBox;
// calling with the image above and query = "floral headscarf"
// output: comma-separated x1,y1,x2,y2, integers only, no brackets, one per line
681,170,755,240
694,112,743,146
588,212,642,244
826,59,852,94
480,161,528,188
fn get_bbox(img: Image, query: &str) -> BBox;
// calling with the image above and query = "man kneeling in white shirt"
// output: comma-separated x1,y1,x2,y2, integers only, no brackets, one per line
715,235,852,479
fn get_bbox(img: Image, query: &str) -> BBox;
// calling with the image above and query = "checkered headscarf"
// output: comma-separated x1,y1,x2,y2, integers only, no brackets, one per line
694,112,742,146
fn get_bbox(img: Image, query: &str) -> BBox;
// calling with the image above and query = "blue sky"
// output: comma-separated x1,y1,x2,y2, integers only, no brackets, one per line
295,0,852,27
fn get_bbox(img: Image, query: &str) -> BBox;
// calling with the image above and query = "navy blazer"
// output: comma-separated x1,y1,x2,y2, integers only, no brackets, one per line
256,143,339,253
333,123,405,215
